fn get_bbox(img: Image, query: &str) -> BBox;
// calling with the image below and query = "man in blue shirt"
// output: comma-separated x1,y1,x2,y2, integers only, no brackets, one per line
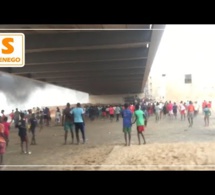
70,103,85,144
121,103,132,146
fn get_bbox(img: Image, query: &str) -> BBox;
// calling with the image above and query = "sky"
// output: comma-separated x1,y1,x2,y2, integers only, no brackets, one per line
150,25,215,79
148,25,215,100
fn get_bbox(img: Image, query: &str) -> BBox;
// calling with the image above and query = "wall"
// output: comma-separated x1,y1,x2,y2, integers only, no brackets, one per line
150,72,215,103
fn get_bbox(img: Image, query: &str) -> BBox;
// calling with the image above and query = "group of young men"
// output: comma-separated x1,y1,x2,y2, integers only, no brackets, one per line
0,111,34,165
121,103,147,146
1,99,212,165
62,103,85,145
61,102,147,147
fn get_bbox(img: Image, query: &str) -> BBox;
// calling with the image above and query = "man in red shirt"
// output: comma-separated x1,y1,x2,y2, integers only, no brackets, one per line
129,104,135,113
187,101,195,127
129,104,135,119
0,121,6,165
109,106,115,122
202,100,207,113
2,117,12,147
207,101,212,108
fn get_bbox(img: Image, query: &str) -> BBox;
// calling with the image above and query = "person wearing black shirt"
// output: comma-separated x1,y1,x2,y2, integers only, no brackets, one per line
16,113,31,154
29,114,38,145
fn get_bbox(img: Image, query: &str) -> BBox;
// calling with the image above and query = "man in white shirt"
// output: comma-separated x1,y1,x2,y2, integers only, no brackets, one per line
115,105,121,121
179,101,186,120
194,101,200,117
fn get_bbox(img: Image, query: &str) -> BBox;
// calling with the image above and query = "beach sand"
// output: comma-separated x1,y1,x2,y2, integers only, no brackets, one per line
2,113,215,170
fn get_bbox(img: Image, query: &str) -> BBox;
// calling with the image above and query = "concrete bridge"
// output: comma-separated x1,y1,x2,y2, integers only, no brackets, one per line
0,25,165,103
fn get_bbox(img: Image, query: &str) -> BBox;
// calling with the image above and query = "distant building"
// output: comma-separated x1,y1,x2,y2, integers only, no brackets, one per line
148,72,214,103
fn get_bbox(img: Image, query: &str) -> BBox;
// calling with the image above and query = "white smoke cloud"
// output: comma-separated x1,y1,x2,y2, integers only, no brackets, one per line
0,72,89,114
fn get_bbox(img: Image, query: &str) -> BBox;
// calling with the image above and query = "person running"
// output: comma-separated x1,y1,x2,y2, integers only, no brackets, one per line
121,103,132,146
187,101,195,127
16,113,31,154
0,121,6,165
70,103,85,144
62,103,74,145
203,105,211,126
133,104,146,145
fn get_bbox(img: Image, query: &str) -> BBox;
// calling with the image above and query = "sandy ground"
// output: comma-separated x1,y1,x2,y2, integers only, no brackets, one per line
2,112,215,170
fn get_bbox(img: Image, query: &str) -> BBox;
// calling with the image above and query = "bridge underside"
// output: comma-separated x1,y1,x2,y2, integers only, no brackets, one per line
0,25,165,95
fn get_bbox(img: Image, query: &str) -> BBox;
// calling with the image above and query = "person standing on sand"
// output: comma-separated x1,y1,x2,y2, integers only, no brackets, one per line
38,111,44,132
101,106,106,120
142,107,148,127
109,105,114,122
0,121,6,165
203,105,211,126
16,113,31,154
179,101,186,121
1,110,5,121
70,103,85,144
202,100,207,114
29,114,38,145
187,101,195,128
14,108,20,127
62,103,74,145
55,107,61,126
194,101,199,117
2,117,13,147
129,104,135,118
121,103,132,146
173,102,178,119
158,102,163,119
9,110,14,123
132,104,146,145
154,102,160,122
115,105,121,122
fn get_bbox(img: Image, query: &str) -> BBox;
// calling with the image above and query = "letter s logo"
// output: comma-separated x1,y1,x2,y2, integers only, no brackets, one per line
2,38,14,54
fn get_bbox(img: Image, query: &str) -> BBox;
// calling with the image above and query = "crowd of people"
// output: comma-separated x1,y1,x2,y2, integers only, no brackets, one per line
0,99,213,165
0,106,60,164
